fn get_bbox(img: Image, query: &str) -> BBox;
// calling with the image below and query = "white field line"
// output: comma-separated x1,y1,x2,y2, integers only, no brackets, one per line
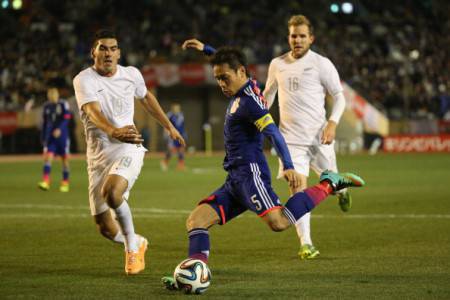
0,204,449,219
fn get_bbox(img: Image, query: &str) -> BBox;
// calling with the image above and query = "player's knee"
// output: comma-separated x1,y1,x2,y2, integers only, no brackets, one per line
267,219,289,232
101,186,123,208
186,212,214,231
186,214,203,231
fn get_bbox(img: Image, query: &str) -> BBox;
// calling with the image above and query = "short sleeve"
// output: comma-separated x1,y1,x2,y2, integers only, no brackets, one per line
241,86,275,132
73,74,98,110
319,57,343,96
242,86,269,122
263,59,278,108
130,67,147,99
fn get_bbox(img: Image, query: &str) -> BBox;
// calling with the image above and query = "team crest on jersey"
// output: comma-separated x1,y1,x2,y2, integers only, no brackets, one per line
230,98,240,114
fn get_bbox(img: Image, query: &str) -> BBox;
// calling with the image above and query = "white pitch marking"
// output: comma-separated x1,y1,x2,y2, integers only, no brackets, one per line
0,203,190,214
0,204,449,219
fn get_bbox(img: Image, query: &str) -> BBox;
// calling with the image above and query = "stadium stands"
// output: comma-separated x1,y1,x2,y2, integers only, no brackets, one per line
0,0,449,119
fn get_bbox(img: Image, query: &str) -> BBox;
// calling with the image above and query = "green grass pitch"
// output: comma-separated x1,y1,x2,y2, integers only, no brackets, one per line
1,153,449,299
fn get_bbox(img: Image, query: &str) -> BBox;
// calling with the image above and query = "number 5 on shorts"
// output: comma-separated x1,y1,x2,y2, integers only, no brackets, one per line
251,194,262,211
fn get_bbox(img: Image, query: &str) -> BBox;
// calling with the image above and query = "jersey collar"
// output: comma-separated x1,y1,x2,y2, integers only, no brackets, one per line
234,79,252,98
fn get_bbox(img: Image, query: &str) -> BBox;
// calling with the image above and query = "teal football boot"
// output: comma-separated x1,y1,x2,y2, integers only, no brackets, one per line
320,170,365,192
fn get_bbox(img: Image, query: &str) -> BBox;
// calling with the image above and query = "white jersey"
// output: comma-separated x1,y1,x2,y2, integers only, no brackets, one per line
73,65,148,162
264,50,344,145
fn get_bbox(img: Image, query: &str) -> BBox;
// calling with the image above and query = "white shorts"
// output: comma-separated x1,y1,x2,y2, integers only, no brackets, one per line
87,147,145,215
278,143,338,178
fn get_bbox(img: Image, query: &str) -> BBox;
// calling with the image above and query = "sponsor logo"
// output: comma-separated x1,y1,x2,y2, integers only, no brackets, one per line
384,135,450,152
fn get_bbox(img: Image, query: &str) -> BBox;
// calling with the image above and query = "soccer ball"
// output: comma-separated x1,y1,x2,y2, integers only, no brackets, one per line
173,258,211,294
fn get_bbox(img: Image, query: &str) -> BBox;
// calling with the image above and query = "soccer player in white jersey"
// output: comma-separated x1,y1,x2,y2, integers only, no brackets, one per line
73,29,185,275
263,15,348,259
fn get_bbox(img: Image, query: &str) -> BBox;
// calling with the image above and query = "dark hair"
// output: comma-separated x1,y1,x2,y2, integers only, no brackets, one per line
92,29,118,49
210,46,248,74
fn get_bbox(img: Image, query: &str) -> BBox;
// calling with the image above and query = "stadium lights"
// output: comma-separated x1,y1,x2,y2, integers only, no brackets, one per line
409,49,420,60
330,3,339,13
12,0,22,9
342,2,354,14
1,0,9,9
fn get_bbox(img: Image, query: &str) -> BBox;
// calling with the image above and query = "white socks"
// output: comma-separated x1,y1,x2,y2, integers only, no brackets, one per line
114,201,138,252
112,231,125,244
295,212,313,246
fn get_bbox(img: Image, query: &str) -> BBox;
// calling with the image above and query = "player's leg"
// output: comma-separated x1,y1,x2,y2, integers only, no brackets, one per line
312,143,351,212
185,183,245,264
102,150,147,275
163,184,245,290
38,146,54,190
88,165,125,244
101,174,138,249
265,170,365,233
162,203,220,290
185,204,221,263
59,138,70,192
278,145,317,258
94,209,125,244
176,145,186,170
160,141,173,171
289,175,320,259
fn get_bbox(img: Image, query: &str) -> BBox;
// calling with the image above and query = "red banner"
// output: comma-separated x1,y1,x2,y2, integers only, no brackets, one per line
179,64,206,85
141,65,157,88
383,134,450,152
438,120,450,134
0,112,18,134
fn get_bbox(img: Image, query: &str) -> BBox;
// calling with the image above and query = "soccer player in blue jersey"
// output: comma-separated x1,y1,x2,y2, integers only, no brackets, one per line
160,103,187,171
162,47,365,290
38,85,71,192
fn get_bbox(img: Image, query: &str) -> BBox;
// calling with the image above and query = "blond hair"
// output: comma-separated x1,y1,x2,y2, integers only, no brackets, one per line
288,15,314,35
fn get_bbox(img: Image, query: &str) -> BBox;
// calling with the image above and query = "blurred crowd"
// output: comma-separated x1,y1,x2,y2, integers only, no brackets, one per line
1,0,449,119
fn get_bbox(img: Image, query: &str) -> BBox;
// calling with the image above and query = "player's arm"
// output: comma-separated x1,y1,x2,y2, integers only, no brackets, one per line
321,92,345,144
263,60,278,109
138,91,186,147
255,114,301,189
82,102,143,144
320,58,346,145
182,39,216,56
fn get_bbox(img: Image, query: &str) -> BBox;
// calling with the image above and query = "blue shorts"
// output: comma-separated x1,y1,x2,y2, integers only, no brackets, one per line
168,139,184,149
44,137,70,157
199,162,282,224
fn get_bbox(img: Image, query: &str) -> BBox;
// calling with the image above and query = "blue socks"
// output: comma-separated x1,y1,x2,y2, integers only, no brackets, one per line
188,228,210,263
283,192,316,224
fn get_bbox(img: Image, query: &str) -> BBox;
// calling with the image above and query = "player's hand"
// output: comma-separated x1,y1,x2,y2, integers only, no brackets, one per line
167,127,186,147
283,169,302,190
111,125,144,144
52,128,61,138
321,121,337,145
182,39,204,51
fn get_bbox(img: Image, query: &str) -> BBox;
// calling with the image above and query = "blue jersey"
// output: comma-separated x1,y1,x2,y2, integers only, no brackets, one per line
167,112,186,136
41,100,71,143
223,80,274,170
203,79,294,222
